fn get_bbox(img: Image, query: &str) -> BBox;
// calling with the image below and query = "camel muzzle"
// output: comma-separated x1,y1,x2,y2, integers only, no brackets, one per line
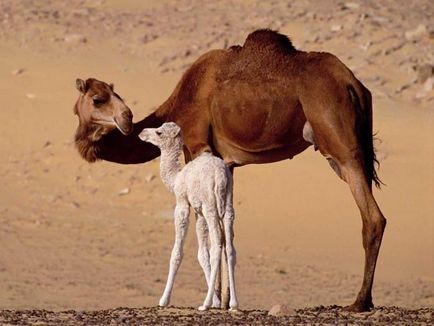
114,110,133,135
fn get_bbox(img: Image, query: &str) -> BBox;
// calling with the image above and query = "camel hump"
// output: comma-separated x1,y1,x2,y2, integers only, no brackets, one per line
243,29,297,54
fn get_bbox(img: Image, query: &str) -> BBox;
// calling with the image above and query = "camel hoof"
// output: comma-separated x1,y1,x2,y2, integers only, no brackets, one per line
344,301,374,312
229,307,239,313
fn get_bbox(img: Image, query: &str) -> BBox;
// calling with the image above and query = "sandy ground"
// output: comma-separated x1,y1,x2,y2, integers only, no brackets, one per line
0,0,433,319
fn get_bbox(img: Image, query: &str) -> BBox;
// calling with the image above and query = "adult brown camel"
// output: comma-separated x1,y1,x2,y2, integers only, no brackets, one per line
73,29,386,312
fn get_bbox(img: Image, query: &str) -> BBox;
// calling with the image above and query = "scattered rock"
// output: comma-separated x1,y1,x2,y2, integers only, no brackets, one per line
331,24,343,32
268,304,296,317
71,201,80,208
64,34,87,43
145,173,155,183
395,80,416,94
11,68,25,75
25,93,36,99
343,2,360,10
275,268,287,275
405,24,427,41
423,77,434,92
359,41,372,51
413,64,434,83
118,187,130,196
43,140,51,148
416,77,434,99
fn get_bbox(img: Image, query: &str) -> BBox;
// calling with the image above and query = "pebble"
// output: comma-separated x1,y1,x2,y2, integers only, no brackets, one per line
268,304,296,317
25,93,36,99
145,173,155,183
405,24,427,41
413,64,434,83
343,2,360,10
118,187,130,196
331,24,343,32
11,68,25,75
64,34,87,43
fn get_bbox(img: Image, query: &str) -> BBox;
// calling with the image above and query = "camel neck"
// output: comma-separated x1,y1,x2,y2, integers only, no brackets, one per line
159,143,183,193
75,110,166,164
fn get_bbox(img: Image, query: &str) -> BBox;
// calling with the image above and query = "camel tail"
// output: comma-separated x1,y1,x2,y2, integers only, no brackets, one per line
348,84,383,189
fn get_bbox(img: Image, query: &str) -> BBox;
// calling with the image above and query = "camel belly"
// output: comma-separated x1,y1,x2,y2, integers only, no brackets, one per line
210,81,307,156
212,134,311,165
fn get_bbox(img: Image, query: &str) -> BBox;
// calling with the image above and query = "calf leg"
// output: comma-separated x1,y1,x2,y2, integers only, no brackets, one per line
195,214,221,308
198,211,222,311
159,203,190,307
223,206,238,310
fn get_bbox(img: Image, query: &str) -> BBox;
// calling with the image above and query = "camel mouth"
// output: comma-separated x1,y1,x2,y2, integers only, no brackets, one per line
114,117,133,136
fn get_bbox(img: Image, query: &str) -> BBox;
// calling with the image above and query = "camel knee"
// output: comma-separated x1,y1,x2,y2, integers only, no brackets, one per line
363,215,386,249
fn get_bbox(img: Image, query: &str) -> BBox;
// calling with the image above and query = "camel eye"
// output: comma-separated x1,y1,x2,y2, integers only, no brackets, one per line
92,96,107,106
156,131,162,136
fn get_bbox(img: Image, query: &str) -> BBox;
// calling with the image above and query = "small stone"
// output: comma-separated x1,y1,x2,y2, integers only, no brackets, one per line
268,304,296,317
64,34,87,43
118,187,130,196
26,93,36,99
405,24,427,41
71,201,80,208
423,77,434,92
344,2,360,10
145,173,155,183
331,25,343,32
413,64,434,83
12,68,25,75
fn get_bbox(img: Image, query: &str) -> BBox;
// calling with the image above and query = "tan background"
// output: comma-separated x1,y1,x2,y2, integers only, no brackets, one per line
0,0,433,310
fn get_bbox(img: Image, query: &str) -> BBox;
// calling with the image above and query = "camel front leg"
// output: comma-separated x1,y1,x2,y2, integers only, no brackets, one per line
159,203,190,307
195,213,221,308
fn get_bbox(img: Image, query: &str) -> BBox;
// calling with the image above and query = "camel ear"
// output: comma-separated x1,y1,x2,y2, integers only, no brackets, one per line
109,83,114,91
76,78,87,93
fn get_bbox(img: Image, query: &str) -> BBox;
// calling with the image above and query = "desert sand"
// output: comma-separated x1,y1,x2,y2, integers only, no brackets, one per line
0,0,433,322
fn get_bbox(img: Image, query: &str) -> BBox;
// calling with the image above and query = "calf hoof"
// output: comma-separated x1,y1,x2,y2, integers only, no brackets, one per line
211,297,221,309
198,305,209,311
159,297,170,308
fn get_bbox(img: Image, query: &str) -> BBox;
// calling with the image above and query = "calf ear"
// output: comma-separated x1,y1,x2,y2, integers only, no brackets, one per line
109,83,114,91
170,124,181,137
76,78,87,93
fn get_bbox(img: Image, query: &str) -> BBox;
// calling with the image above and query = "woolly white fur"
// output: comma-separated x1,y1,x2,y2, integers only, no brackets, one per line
138,122,238,311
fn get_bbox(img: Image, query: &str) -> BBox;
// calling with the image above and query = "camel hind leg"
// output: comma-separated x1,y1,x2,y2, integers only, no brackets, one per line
342,162,386,311
303,85,386,311
319,140,386,311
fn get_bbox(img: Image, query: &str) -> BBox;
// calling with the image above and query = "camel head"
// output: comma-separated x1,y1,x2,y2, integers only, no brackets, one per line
138,122,182,151
74,78,133,138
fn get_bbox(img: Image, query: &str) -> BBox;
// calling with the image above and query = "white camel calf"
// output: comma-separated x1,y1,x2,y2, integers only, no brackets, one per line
138,122,238,311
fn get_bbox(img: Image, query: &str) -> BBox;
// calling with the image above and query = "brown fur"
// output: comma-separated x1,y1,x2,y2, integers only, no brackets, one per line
73,29,387,312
